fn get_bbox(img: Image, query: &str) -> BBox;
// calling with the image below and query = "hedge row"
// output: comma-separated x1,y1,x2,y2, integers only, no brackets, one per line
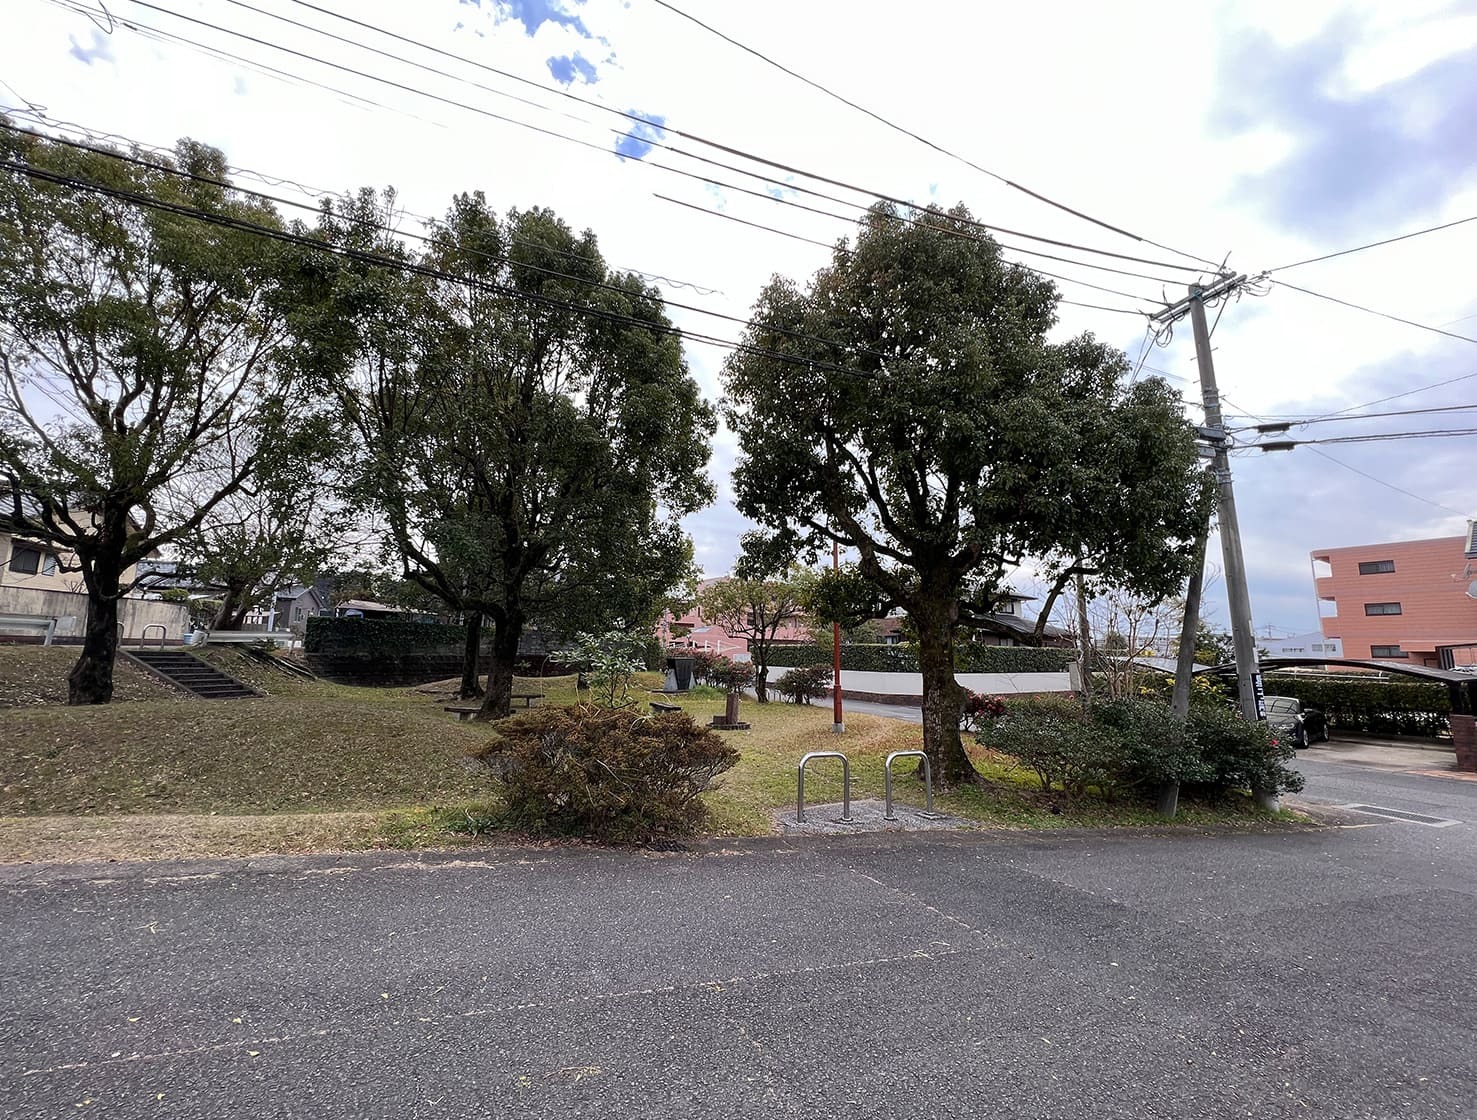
1263,674,1452,737
304,616,469,656
766,642,1074,674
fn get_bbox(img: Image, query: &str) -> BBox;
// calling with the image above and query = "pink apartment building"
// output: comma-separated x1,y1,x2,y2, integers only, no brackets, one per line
1311,534,1477,668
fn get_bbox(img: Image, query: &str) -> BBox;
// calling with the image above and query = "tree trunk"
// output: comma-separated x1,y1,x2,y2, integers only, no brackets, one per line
754,659,769,703
477,612,523,720
68,518,128,706
211,585,244,631
459,610,485,700
913,594,977,786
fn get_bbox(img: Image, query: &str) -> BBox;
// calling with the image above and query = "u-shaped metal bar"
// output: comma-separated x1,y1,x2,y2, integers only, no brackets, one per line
884,750,936,820
796,750,852,823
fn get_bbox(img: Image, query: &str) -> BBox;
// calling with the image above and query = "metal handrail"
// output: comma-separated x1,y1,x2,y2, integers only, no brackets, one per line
141,624,167,650
884,750,937,821
796,750,852,823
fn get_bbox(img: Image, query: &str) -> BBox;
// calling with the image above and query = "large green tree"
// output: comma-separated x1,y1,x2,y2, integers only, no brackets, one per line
723,202,1209,783
0,124,314,702
325,192,715,717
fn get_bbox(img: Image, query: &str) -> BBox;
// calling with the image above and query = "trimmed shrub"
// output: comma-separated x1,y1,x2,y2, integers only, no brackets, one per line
474,706,739,841
687,648,722,685
1089,696,1211,788
976,695,1301,803
767,642,1073,674
979,697,1126,801
709,657,756,693
1187,703,1305,797
775,664,832,704
305,616,463,656
1262,674,1449,737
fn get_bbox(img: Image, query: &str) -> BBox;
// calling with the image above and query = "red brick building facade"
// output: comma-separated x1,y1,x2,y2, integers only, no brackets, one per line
1311,535,1477,668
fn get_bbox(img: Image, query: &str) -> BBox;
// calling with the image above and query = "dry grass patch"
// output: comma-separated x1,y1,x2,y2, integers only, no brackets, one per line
0,695,495,815
0,645,181,707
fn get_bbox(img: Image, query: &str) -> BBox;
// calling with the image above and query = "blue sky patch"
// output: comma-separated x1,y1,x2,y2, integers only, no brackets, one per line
67,30,114,67
547,52,599,86
461,0,592,40
614,113,666,161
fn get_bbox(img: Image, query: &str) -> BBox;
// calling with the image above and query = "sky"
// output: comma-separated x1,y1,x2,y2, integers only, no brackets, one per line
3,0,1475,637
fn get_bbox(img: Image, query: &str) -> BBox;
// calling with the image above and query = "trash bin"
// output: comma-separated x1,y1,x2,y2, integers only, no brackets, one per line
664,656,694,693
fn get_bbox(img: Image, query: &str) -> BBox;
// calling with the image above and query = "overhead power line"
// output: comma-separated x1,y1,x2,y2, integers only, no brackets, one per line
649,0,1222,270
0,123,901,365
1,105,723,295
1268,213,1477,273
1309,369,1477,423
1221,395,1467,517
652,195,1151,315
1293,427,1477,446
95,0,1207,282
1233,403,1477,432
0,156,875,380
1272,279,1477,347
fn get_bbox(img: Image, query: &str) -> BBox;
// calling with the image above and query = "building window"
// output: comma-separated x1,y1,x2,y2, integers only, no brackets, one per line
1358,559,1396,575
7,545,42,574
1364,602,1402,616
1370,645,1407,659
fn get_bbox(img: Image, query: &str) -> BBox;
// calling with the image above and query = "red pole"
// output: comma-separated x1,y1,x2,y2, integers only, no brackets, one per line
832,538,844,733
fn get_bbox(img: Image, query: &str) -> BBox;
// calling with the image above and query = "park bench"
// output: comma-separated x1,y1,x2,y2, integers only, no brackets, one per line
444,693,543,721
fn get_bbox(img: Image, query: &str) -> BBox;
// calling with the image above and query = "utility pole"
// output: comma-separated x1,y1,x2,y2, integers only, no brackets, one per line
832,538,844,733
1162,516,1210,819
1154,274,1267,715
1075,569,1093,701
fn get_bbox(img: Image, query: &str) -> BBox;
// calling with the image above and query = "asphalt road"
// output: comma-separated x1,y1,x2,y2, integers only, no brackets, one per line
4,758,1477,1119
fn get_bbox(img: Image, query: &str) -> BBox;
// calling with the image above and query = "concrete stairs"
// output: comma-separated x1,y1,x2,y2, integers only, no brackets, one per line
124,648,261,700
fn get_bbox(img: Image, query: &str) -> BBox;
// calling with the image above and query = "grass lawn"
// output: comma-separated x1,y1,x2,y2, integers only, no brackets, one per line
0,648,1299,862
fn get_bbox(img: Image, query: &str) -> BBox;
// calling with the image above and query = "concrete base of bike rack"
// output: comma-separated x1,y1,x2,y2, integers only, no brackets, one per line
775,798,967,836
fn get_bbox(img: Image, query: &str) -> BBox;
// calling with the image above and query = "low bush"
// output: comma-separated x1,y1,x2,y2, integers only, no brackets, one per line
687,648,723,685
976,695,1303,803
1090,696,1211,788
1187,703,1305,797
980,697,1125,801
709,657,756,693
474,706,740,841
774,664,832,704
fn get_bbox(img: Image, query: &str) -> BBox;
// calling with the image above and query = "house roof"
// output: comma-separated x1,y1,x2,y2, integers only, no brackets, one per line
335,598,408,613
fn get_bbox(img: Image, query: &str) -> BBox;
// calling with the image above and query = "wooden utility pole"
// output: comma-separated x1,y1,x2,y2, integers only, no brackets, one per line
832,538,844,734
1075,570,1093,701
1154,275,1275,807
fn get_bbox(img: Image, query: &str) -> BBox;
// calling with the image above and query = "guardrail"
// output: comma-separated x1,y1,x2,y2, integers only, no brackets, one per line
796,750,852,823
141,624,167,650
883,750,937,821
0,614,57,646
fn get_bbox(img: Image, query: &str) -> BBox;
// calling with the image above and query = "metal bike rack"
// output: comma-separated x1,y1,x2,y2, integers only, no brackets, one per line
796,750,853,823
142,624,167,650
884,750,937,821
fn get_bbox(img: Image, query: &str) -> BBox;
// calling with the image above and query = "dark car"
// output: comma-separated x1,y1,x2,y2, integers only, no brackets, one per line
1264,695,1328,748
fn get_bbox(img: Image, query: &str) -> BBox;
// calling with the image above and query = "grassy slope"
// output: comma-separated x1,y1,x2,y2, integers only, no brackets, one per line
0,649,1292,860
0,645,182,707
